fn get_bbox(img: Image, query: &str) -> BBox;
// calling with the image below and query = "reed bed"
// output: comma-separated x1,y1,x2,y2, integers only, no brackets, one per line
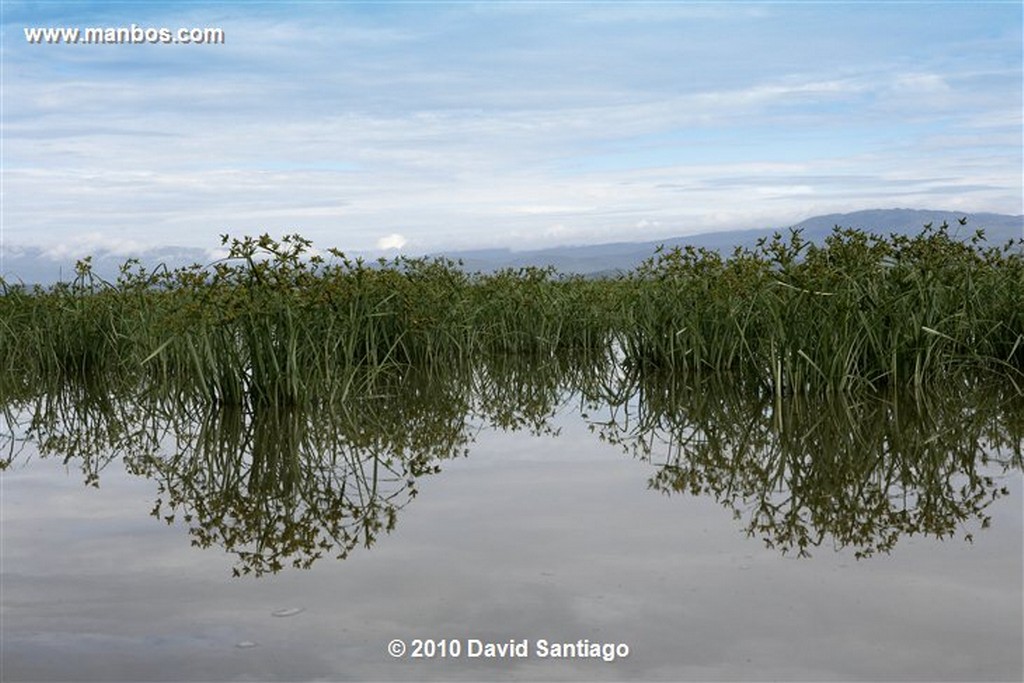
623,224,1024,393
1,224,1020,406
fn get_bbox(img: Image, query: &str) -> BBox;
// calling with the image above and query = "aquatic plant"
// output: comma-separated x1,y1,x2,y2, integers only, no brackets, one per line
1,222,1020,406
623,222,1024,393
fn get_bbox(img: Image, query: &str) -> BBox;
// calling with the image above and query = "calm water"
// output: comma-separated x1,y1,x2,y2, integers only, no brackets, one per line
2,364,1022,681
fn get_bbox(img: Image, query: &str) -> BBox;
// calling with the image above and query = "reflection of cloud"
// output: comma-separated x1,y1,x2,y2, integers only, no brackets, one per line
376,234,407,250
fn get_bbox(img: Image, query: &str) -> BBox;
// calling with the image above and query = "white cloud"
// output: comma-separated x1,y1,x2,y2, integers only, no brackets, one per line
892,73,950,93
41,232,146,260
2,3,1019,254
376,233,407,250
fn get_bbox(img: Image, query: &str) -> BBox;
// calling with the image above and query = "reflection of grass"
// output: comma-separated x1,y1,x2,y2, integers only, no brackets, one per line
1,223,1021,406
11,368,477,576
5,348,1022,572
594,371,1024,558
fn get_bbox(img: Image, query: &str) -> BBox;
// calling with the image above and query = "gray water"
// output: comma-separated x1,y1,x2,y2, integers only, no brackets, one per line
2,369,1022,681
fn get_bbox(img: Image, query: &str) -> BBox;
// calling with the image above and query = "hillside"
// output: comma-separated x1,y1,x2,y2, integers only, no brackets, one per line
2,209,1020,286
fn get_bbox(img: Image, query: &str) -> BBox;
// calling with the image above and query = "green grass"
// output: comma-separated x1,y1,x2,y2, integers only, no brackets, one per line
621,224,1024,393
2,223,1021,406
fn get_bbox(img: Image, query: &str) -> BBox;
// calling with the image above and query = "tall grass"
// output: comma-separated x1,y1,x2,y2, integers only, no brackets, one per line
1,223,1021,405
623,223,1024,393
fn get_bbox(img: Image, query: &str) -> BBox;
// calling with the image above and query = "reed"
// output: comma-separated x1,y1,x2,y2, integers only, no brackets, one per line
623,223,1024,393
1,223,1020,406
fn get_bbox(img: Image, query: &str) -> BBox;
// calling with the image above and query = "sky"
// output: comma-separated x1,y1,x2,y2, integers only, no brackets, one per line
2,1,1022,257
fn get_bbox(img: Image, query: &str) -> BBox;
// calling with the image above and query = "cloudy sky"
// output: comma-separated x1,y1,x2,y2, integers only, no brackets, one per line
3,1,1021,256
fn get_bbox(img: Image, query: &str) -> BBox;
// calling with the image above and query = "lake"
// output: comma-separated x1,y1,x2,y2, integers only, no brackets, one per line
2,362,1022,681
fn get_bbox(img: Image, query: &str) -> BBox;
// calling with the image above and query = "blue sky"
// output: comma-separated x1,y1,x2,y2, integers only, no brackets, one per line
2,1,1021,257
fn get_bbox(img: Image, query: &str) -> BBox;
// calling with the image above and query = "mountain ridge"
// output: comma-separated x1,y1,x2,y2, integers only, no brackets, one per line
3,208,1021,285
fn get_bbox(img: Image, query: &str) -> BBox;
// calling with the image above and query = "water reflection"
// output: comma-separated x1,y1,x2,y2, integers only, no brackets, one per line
141,391,475,577
3,360,1021,574
593,372,1023,557
6,370,477,576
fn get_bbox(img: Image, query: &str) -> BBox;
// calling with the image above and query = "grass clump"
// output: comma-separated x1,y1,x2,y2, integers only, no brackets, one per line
623,222,1024,393
1,221,1020,406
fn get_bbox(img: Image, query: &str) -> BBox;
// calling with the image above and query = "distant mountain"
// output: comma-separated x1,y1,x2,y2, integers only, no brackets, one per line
0,244,215,288
788,209,1021,245
437,209,1023,276
2,209,1020,286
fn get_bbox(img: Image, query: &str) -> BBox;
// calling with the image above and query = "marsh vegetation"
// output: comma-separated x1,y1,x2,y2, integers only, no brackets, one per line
3,227,1022,683
2,221,1022,572
2,223,1021,407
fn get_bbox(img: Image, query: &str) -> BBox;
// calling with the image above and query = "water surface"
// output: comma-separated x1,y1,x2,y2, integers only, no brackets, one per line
2,365,1022,681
